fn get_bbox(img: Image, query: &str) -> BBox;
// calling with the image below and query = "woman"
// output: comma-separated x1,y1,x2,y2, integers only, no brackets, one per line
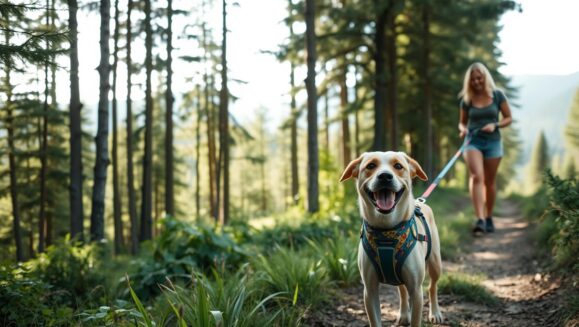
458,62,512,234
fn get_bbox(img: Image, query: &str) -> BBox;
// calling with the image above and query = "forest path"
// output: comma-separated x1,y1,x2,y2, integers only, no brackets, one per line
304,199,569,326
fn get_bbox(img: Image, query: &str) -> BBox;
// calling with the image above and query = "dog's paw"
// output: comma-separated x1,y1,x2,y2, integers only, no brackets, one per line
428,310,444,324
395,313,410,326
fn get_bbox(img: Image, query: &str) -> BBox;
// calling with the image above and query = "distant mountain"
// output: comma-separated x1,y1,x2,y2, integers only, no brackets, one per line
508,71,579,163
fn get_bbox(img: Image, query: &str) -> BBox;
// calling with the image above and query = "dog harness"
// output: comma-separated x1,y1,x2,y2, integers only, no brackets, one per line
360,207,432,286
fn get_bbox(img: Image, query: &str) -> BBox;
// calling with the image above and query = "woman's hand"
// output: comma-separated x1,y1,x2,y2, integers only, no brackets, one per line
481,122,497,133
459,125,468,138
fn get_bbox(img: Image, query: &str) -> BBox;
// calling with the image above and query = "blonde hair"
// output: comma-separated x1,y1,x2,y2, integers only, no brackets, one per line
458,62,496,104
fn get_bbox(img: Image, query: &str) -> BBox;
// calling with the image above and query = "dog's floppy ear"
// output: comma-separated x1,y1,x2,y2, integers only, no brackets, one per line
340,155,364,182
401,153,428,181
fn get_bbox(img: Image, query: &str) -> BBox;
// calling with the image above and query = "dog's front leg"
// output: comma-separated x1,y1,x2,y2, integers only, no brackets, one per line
363,284,381,326
396,285,410,325
407,284,424,327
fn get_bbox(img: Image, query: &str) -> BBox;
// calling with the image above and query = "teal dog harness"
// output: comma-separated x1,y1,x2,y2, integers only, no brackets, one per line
361,207,432,285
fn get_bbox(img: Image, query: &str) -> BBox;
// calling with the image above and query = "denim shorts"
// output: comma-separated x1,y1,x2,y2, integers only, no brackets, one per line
464,136,503,159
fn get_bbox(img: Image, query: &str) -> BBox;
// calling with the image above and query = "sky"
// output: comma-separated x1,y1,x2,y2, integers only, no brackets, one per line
53,0,579,133
498,0,579,76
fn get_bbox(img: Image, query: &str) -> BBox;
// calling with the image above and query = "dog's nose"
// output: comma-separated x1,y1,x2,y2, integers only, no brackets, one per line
377,172,393,182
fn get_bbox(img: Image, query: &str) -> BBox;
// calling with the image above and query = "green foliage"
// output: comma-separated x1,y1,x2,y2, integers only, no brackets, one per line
129,217,247,300
1,264,50,325
437,272,498,306
307,233,359,287
252,246,331,308
32,238,107,308
436,212,473,260
542,170,579,270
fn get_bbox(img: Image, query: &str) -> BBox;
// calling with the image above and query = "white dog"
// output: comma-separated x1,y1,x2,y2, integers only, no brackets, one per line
340,151,443,327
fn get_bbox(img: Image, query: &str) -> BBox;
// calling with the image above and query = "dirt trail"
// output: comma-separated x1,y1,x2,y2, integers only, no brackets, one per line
304,200,569,326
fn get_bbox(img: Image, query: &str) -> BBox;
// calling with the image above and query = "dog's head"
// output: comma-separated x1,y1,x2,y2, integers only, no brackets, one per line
340,151,427,224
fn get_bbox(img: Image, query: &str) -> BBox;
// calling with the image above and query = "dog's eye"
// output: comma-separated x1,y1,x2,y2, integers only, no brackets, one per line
394,163,403,170
366,163,376,170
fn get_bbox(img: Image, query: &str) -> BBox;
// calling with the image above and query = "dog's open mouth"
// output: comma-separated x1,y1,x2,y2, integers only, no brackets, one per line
365,186,405,214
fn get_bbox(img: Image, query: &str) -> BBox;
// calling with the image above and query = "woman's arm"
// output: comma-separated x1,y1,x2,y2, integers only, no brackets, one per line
458,107,468,138
498,99,512,128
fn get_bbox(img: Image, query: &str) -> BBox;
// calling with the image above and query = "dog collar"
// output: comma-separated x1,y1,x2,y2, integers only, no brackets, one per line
360,207,432,285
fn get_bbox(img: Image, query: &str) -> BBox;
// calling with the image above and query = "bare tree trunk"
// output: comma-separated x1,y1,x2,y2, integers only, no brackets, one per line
354,66,361,157
324,90,330,151
202,22,217,222
90,0,111,242
288,0,299,205
140,0,153,241
305,0,319,213
290,62,299,205
4,55,24,261
165,0,175,217
38,0,50,253
195,85,201,219
112,0,124,254
68,0,84,241
218,0,230,225
206,75,218,221
422,4,434,179
339,62,351,168
386,7,398,150
126,0,138,254
47,0,57,247
372,3,388,151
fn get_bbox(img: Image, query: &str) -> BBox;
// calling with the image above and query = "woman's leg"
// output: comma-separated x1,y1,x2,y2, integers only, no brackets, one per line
464,149,486,219
483,157,501,217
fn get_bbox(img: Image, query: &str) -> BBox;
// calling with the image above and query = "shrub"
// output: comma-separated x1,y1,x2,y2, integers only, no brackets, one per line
0,264,73,326
129,217,248,300
543,170,579,270
32,237,107,308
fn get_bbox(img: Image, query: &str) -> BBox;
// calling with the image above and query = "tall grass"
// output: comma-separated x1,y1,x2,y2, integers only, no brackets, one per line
306,231,359,287
252,246,331,308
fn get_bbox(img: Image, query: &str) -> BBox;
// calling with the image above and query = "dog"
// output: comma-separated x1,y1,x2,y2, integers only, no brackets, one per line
340,151,443,327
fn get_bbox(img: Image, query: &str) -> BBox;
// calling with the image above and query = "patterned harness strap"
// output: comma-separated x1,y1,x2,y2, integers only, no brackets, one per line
360,206,432,285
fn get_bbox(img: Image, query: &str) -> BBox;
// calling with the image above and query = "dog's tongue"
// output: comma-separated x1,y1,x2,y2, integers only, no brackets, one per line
374,190,395,211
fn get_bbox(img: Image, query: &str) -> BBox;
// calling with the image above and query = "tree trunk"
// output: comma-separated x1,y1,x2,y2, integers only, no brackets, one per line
206,75,218,221
386,7,398,150
112,0,124,254
324,91,330,151
165,0,175,217
140,0,153,241
202,24,217,222
372,3,388,151
126,0,139,254
68,0,84,241
38,0,50,254
354,66,361,157
4,53,24,262
305,0,319,213
195,85,201,219
339,62,351,168
218,0,230,225
421,5,434,179
290,62,299,205
288,0,299,205
90,0,111,242
47,0,57,247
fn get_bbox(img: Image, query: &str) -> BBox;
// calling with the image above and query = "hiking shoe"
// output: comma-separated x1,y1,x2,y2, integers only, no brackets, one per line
472,218,485,235
485,217,495,233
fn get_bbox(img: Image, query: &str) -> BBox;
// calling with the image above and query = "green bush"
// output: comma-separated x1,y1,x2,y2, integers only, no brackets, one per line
542,171,579,270
129,217,248,300
32,238,107,308
0,264,73,326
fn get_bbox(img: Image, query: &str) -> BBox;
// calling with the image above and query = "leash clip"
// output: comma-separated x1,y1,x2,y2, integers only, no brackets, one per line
415,197,426,205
